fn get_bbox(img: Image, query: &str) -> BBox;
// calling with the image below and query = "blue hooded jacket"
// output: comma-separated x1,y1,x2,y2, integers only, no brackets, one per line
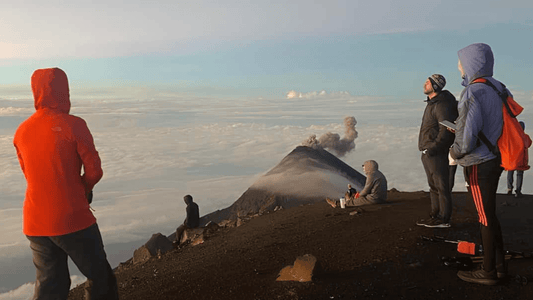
450,43,506,166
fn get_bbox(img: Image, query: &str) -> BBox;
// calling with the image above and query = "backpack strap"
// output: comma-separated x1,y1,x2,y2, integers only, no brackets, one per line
472,78,515,118
469,78,505,155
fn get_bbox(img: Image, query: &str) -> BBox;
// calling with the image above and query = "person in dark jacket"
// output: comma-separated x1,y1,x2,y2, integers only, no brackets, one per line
451,43,505,285
347,184,357,198
175,195,200,244
416,74,458,228
507,121,526,198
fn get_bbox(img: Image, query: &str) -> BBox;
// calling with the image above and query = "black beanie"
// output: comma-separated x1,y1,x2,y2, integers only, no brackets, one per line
428,74,446,92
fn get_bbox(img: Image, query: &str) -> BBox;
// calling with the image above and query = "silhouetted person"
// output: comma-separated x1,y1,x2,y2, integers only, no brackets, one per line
175,195,200,244
347,184,357,198
507,121,526,198
13,68,118,299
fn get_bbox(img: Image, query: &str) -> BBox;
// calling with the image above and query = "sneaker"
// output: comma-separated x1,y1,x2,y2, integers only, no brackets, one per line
326,198,338,208
515,191,523,198
496,262,508,279
457,268,499,285
423,218,451,228
416,217,434,227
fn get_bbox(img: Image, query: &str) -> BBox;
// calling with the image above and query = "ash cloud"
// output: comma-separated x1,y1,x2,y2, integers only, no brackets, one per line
302,116,357,157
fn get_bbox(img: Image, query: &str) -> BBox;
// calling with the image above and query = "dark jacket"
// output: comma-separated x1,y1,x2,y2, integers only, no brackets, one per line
184,198,200,228
418,90,458,156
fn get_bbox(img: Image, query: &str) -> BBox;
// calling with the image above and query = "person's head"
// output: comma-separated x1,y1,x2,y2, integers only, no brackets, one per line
184,194,193,205
348,184,352,189
457,43,494,85
424,74,446,98
458,60,465,79
31,68,71,114
362,160,379,174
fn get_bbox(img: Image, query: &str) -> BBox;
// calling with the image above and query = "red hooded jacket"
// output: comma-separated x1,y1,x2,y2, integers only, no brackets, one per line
13,68,103,236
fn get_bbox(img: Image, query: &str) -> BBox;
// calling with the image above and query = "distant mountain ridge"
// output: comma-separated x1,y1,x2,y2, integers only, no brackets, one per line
200,146,366,225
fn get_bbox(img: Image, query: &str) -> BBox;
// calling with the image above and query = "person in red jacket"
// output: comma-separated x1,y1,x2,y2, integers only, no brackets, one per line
13,68,118,299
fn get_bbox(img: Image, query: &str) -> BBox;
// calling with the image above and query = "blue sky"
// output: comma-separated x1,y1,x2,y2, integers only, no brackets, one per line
1,0,532,99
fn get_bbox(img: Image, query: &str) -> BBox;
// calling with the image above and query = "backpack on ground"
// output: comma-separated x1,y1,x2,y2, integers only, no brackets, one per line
472,78,532,171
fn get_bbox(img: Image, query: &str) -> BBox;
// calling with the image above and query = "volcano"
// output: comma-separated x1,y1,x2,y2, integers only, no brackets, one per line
200,146,366,225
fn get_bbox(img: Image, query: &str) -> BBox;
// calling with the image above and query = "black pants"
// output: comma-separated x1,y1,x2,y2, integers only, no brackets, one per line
26,223,118,300
464,158,504,271
422,152,452,222
449,164,458,192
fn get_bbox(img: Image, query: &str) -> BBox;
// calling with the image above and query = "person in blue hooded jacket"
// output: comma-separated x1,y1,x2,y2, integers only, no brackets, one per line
450,43,506,285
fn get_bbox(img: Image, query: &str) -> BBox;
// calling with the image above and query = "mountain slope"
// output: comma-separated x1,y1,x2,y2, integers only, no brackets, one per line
68,191,533,300
200,146,366,225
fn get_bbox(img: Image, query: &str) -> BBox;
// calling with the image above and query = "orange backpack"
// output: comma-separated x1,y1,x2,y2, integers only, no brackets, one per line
472,78,532,171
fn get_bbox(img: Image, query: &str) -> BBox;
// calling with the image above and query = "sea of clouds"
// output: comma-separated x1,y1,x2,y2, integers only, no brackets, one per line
1,86,532,298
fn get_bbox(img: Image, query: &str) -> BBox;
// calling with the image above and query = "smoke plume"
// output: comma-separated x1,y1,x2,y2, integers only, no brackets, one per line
301,116,357,157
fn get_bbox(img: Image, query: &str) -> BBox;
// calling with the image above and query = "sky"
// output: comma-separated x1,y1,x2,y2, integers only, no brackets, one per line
1,0,533,299
1,1,532,98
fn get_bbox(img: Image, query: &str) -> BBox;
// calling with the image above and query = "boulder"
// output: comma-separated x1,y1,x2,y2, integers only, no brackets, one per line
179,227,205,244
276,254,317,282
133,233,173,264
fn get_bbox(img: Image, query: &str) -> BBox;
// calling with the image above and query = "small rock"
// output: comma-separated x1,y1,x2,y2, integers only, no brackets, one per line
276,254,317,282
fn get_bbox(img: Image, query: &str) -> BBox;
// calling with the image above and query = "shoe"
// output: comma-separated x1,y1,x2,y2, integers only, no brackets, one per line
507,189,513,195
496,264,508,279
416,218,434,227
515,191,523,198
423,218,451,228
457,268,499,285
326,198,338,208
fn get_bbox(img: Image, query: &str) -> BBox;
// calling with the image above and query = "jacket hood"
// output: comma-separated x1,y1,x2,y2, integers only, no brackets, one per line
184,195,193,205
363,160,378,174
31,68,71,113
457,43,494,87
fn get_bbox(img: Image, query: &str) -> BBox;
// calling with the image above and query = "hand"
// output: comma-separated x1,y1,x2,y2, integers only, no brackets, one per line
446,127,456,134
86,190,93,204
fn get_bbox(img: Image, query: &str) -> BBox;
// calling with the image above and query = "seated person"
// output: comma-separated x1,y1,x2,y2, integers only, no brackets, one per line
175,195,200,244
327,160,388,207
346,184,357,199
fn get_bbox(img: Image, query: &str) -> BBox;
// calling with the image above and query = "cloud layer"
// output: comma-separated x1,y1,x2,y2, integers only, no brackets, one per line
2,87,533,295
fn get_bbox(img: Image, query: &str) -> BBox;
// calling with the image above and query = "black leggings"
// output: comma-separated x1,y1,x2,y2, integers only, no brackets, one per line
464,159,504,271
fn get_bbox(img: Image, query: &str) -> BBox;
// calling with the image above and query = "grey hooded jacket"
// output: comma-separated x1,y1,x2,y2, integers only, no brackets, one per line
450,43,505,167
358,160,387,204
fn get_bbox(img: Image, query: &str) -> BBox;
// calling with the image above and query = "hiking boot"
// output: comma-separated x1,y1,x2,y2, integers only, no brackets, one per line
326,198,338,208
457,268,499,285
423,218,451,228
515,191,523,198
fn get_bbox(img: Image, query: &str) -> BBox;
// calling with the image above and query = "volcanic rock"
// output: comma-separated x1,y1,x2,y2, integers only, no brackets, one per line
200,146,365,225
